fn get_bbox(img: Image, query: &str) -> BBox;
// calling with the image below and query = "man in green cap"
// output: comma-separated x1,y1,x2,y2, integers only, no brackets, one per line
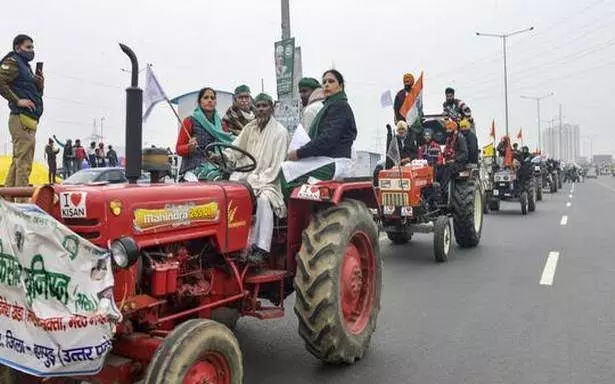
222,84,256,135
298,77,325,130
222,92,289,264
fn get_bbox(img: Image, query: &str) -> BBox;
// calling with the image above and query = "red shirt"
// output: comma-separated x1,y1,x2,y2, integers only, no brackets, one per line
175,118,195,157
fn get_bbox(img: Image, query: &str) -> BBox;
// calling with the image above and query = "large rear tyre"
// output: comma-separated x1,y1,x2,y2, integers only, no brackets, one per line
386,231,412,245
144,319,243,384
434,216,452,263
294,199,382,364
520,192,528,215
528,185,536,213
451,179,483,248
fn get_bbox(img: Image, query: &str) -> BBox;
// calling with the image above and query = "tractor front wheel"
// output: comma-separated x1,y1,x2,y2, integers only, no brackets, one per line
144,319,242,384
434,216,452,263
294,199,382,364
520,192,528,215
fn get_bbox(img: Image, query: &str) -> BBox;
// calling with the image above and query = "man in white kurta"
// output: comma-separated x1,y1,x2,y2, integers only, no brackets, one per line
225,93,289,263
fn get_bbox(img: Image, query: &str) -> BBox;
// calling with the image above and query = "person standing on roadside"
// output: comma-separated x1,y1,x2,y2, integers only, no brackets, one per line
44,138,59,184
0,34,44,189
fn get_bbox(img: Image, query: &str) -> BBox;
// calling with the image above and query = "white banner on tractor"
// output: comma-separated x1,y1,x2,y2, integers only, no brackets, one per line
0,199,120,377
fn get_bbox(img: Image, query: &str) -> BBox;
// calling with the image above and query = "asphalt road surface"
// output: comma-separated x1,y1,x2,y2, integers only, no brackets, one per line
238,177,615,384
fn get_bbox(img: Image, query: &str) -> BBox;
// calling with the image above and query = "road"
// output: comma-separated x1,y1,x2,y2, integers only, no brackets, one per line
238,176,615,384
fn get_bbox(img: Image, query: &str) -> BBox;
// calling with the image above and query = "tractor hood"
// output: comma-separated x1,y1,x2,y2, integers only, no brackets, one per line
48,182,253,252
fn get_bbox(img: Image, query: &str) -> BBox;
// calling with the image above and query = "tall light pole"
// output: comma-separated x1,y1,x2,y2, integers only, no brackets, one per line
100,117,105,142
476,27,534,137
521,92,554,152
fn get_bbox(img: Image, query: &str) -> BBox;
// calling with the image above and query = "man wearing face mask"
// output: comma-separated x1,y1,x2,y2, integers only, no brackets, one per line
222,93,289,264
0,34,44,191
393,73,415,123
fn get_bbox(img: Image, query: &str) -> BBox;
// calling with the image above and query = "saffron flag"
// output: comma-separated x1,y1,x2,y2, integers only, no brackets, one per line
399,72,424,126
143,65,168,122
516,128,523,140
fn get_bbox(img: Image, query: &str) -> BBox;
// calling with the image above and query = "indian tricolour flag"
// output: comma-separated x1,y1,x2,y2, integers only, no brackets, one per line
399,72,424,126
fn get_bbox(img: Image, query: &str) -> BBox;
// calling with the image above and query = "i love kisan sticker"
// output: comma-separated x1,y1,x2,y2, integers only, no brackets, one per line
60,192,87,218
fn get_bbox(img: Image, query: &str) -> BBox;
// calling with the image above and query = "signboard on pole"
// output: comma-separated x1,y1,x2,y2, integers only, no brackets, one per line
275,38,295,97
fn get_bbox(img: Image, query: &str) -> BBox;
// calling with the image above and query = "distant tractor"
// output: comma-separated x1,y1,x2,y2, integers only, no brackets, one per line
376,117,483,262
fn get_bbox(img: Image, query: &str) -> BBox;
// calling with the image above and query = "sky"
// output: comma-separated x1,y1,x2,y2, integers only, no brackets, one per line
0,0,613,163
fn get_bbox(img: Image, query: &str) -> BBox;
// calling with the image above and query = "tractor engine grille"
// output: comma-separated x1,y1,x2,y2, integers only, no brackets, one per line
381,192,409,206
62,218,101,240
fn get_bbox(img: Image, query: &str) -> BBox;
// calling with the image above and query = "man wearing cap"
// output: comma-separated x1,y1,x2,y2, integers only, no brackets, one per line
298,77,325,130
222,84,256,136
393,73,414,123
0,34,44,190
222,93,289,264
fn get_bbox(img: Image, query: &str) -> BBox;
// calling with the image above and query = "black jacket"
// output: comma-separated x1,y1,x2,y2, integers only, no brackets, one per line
393,89,407,122
297,101,357,159
461,130,479,163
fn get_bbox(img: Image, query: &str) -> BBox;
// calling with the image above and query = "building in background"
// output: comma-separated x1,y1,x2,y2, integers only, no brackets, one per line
351,150,381,178
543,123,580,161
592,154,612,165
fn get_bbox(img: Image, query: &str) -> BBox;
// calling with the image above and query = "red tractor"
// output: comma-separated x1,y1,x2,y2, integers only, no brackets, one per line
0,45,382,384
376,117,484,262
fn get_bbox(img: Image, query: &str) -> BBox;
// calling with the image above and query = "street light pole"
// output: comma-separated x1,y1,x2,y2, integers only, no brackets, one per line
476,27,534,137
521,92,554,153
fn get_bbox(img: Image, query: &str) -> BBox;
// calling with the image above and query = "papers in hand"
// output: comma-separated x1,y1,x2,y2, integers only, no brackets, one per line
289,124,310,151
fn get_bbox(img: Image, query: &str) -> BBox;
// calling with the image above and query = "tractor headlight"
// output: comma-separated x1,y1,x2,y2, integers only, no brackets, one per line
401,180,410,189
110,237,139,268
380,179,392,189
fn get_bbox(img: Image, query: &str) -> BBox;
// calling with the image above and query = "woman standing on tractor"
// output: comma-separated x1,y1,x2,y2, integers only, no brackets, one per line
281,69,357,198
175,87,236,180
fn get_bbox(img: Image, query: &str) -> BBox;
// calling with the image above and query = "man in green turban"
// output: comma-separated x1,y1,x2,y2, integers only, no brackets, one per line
223,92,289,264
298,77,325,130
222,84,256,135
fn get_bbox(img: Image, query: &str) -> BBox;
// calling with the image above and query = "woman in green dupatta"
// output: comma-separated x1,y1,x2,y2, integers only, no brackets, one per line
176,87,237,181
281,70,357,198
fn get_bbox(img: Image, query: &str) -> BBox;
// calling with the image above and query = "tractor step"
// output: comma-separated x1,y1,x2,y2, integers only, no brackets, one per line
244,307,285,319
245,268,288,284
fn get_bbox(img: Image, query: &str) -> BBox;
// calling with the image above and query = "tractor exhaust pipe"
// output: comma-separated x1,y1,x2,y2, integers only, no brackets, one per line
119,43,142,184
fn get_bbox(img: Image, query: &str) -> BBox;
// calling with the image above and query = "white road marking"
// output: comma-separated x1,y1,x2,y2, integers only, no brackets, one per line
569,194,573,199
560,216,568,225
566,202,571,207
540,251,560,286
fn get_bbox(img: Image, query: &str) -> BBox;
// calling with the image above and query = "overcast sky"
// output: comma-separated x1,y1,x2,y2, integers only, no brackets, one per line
1,0,613,163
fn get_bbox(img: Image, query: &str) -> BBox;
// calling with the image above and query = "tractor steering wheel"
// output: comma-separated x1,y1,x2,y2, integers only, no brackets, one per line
203,142,257,175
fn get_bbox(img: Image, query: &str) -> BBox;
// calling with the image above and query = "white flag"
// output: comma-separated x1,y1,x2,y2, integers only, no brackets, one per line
380,90,393,108
143,66,168,122
386,132,401,166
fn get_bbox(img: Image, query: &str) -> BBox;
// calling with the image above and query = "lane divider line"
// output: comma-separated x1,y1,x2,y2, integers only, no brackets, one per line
566,202,571,207
560,216,568,226
540,251,560,286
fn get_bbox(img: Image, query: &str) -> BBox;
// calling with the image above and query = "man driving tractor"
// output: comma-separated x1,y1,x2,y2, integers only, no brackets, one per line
435,119,469,197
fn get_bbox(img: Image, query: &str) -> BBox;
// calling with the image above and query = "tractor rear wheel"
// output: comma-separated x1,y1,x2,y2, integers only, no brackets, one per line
144,319,242,384
451,179,483,248
386,230,412,245
528,182,536,213
294,199,382,364
536,183,543,201
434,216,452,263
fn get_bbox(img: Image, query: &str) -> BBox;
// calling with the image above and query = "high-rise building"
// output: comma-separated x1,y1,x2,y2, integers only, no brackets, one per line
543,123,580,161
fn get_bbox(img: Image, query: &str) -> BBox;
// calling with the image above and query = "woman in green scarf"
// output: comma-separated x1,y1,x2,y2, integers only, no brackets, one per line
281,69,357,198
175,87,236,180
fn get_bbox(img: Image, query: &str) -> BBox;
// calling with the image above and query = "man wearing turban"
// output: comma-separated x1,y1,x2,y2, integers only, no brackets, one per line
222,84,256,135
223,93,289,264
298,77,325,130
393,73,414,123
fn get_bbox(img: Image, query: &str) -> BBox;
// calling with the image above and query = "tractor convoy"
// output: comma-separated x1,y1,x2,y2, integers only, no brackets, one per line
0,45,559,384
